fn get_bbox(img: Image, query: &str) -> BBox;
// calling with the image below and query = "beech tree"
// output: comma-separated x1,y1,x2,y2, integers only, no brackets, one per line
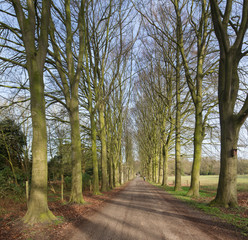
81,0,114,194
134,51,175,184
173,0,218,197
80,0,135,192
123,110,135,181
209,0,248,207
174,23,182,191
4,0,56,223
47,0,85,203
134,2,194,186
135,95,156,181
107,80,126,187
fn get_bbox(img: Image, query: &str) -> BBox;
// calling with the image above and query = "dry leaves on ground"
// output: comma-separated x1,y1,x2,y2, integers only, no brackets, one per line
0,185,126,240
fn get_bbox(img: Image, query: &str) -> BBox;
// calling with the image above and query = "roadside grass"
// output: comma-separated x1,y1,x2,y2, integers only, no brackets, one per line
152,175,248,236
167,175,248,186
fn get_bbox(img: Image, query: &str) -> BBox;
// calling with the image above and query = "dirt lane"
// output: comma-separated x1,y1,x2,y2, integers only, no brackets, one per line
71,178,244,240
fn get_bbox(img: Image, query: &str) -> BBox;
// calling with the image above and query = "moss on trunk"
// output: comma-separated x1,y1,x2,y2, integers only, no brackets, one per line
99,104,108,192
187,108,203,197
23,68,56,224
69,98,84,203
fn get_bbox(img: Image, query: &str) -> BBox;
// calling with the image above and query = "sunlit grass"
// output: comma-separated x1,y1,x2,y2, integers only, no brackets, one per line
152,175,248,236
167,175,248,192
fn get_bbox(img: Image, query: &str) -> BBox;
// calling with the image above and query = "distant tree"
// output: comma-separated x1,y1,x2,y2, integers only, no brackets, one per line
237,159,248,175
181,158,193,176
48,143,71,181
123,110,135,181
200,157,220,175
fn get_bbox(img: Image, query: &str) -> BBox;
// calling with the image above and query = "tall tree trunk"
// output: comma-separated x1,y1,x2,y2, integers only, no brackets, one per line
106,107,113,189
99,103,108,192
11,0,56,224
213,112,239,207
174,113,182,191
153,127,158,183
187,108,203,197
91,112,100,194
158,141,163,184
148,157,152,181
162,144,168,186
114,157,120,185
23,69,56,223
113,161,117,186
108,155,114,189
174,26,181,191
211,52,241,207
119,154,123,185
117,92,123,185
174,0,208,197
69,97,84,203
155,149,159,183
49,0,86,203
209,0,248,207
152,155,155,182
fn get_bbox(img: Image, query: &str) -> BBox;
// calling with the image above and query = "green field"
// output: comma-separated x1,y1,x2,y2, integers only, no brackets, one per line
167,175,248,189
155,175,248,235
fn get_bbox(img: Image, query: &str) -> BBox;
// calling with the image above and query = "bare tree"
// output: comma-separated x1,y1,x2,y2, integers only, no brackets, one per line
1,0,57,224
209,0,248,207
47,0,85,203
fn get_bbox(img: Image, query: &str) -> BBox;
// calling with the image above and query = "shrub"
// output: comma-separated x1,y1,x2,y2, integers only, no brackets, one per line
64,175,72,189
0,167,25,200
82,172,92,191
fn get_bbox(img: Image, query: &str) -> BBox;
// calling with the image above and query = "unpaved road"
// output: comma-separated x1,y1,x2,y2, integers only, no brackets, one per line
72,178,244,240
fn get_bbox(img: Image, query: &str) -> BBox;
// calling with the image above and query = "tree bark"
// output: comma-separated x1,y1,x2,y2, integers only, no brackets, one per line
174,28,181,191
11,0,56,224
148,157,152,181
106,106,114,189
49,0,86,203
91,112,100,194
213,113,239,207
210,52,241,207
209,0,248,207
173,0,210,197
69,97,84,203
158,141,163,184
99,103,108,192
24,69,56,223
162,144,168,186
108,154,114,189
187,105,203,197
119,154,123,185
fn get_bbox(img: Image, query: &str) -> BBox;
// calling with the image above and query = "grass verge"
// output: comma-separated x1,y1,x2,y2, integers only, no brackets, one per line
152,183,248,236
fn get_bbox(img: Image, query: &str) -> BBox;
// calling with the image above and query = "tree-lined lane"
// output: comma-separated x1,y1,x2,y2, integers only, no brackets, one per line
72,178,243,240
